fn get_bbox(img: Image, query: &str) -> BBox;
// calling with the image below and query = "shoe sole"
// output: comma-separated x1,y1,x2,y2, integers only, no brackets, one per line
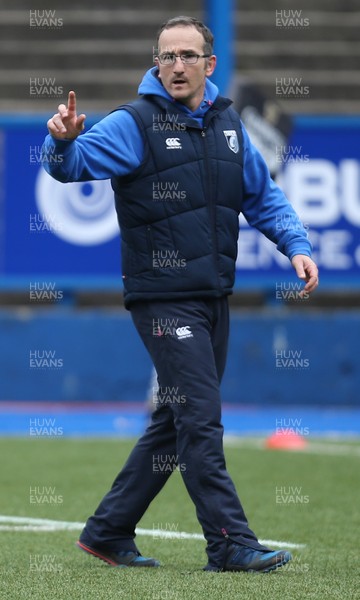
76,541,127,567
226,551,292,573
245,552,292,574
76,541,160,568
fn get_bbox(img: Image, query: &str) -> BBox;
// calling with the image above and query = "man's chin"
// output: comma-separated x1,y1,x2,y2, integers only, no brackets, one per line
170,91,188,104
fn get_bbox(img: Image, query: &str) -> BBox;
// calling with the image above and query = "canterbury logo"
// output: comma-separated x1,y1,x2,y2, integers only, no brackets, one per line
166,137,182,149
176,326,193,339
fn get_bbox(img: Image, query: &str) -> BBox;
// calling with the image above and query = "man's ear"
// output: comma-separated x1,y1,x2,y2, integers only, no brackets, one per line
154,57,161,78
205,55,217,77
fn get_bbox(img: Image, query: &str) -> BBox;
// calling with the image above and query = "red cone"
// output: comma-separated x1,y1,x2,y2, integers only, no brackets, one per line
265,431,307,450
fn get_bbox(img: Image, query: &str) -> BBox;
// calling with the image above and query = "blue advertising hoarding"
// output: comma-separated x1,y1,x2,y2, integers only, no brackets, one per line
0,117,120,288
0,115,359,290
236,117,360,289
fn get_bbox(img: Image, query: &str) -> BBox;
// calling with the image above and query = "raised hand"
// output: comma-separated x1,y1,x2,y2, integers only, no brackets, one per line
47,91,86,140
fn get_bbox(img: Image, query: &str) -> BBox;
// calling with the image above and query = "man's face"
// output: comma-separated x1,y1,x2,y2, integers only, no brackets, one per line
155,26,216,111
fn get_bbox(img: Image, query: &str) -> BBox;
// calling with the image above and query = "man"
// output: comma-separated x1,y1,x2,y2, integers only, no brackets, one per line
42,16,318,572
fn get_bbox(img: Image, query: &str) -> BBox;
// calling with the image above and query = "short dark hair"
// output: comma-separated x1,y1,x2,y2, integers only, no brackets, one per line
156,16,214,56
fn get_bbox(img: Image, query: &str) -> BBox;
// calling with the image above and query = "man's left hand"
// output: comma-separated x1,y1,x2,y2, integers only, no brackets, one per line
291,255,319,297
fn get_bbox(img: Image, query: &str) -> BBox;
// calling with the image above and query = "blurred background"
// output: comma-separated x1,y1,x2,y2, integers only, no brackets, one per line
0,0,359,438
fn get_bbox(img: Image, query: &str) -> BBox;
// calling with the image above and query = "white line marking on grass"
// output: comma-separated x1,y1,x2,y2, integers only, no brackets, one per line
0,515,305,549
0,516,84,527
224,436,360,456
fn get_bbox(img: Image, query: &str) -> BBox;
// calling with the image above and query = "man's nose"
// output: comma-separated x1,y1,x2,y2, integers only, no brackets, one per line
173,56,185,68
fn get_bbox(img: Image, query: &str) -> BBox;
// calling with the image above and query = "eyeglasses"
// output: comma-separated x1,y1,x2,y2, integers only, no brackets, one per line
157,53,210,65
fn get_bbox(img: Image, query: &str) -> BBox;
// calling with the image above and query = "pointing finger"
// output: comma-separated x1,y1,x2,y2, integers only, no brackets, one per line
67,90,77,116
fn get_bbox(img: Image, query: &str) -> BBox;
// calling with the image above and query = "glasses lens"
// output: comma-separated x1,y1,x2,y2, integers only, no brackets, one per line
159,54,174,65
158,54,200,65
182,54,198,64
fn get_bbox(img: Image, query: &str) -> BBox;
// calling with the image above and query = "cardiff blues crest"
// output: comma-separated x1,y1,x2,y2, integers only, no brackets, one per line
223,130,239,154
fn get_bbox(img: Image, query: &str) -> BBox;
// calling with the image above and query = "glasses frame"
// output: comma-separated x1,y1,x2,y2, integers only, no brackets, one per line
157,53,211,66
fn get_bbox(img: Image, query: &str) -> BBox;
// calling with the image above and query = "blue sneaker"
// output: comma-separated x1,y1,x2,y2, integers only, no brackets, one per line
224,545,292,573
76,541,160,567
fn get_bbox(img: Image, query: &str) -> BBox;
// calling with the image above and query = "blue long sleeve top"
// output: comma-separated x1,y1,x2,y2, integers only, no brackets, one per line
42,67,311,260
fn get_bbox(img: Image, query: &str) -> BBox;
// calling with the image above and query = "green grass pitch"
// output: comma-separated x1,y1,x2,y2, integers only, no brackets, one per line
0,437,359,600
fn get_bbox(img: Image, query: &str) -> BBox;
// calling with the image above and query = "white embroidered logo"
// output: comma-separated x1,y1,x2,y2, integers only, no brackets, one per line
223,130,239,154
176,326,193,339
166,137,182,149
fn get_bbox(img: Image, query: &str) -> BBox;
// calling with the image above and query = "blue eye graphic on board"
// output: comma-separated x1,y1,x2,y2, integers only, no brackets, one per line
35,168,119,246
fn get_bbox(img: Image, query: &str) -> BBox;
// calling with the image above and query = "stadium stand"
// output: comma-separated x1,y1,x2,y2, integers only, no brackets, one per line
0,0,359,114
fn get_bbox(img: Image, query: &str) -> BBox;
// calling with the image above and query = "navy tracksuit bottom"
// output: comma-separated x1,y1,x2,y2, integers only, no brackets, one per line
80,297,268,569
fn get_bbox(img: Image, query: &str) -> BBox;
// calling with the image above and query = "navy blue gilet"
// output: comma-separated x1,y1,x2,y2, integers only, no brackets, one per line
111,94,244,308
